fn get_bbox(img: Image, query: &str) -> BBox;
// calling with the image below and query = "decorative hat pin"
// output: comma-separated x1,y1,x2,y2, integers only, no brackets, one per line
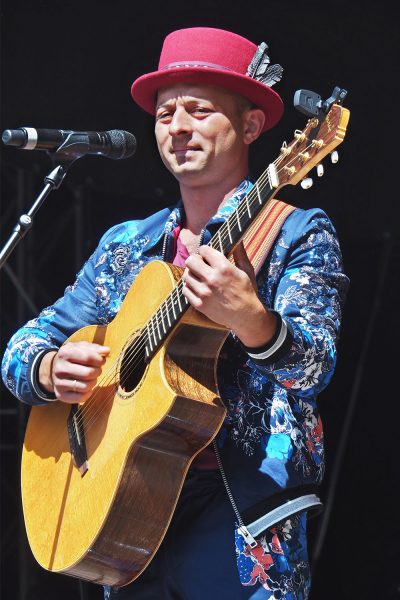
246,42,283,88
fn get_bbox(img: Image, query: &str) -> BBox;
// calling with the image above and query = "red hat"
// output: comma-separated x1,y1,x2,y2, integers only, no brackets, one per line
131,27,284,133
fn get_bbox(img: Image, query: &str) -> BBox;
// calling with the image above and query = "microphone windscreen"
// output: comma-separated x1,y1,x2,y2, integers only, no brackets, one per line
107,130,137,159
2,129,27,147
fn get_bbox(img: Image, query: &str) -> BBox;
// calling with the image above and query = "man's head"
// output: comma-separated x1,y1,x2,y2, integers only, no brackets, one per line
131,27,284,133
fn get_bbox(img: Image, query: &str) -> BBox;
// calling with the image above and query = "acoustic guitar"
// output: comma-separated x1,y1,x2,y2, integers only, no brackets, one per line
21,89,349,586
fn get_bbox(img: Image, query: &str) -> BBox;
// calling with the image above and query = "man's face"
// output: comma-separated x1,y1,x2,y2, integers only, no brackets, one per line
155,84,250,188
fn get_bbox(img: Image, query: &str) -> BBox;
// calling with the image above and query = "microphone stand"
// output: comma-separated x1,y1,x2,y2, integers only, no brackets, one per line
0,154,77,270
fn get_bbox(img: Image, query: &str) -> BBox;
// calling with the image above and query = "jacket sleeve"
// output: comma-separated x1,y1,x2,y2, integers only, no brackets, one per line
247,208,349,399
1,225,120,405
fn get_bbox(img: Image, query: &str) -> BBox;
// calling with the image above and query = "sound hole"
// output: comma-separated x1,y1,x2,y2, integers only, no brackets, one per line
119,338,147,394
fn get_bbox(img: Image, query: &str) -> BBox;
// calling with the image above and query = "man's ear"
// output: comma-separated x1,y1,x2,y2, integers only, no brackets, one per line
243,108,265,145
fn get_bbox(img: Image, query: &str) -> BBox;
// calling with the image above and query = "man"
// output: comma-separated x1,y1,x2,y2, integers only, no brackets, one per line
2,27,348,599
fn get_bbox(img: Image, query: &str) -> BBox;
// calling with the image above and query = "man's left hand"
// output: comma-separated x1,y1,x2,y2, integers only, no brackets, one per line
183,242,277,348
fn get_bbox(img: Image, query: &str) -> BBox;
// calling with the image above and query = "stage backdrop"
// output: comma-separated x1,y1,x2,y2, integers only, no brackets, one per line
1,1,399,599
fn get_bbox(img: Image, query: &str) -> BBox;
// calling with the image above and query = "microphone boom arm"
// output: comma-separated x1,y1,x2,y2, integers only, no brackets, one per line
0,127,137,269
0,157,74,270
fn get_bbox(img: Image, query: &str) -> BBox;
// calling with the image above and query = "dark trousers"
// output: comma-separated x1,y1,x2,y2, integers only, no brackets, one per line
105,470,310,600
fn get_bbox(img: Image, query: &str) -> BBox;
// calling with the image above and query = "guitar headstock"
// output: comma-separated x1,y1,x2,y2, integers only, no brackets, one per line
275,100,350,188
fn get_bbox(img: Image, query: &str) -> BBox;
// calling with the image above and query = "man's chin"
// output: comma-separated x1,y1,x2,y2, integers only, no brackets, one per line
172,166,210,187
170,160,205,177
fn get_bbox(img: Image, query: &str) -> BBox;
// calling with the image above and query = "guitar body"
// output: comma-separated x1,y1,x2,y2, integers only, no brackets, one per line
21,260,228,587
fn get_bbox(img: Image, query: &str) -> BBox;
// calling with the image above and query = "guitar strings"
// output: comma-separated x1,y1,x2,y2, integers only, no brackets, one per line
72,130,329,433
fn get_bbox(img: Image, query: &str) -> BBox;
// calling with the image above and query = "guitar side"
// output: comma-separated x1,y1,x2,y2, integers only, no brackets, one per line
21,260,227,586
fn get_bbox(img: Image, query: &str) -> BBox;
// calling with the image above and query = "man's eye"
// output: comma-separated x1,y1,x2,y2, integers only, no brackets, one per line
193,107,211,115
156,111,172,121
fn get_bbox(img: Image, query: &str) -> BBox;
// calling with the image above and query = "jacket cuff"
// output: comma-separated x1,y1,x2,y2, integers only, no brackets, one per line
242,311,293,366
27,348,58,402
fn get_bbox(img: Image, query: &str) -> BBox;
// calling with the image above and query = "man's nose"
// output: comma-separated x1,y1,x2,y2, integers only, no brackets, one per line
169,107,192,136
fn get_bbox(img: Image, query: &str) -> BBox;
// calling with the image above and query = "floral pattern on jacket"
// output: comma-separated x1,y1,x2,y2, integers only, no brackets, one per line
1,179,348,507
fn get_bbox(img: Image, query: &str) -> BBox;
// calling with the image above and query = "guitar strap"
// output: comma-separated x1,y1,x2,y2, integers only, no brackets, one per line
236,198,296,273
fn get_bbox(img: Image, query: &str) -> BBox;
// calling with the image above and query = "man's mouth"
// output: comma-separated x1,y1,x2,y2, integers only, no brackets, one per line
171,146,200,154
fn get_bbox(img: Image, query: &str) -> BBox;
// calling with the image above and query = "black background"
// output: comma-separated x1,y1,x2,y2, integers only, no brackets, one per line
1,1,399,598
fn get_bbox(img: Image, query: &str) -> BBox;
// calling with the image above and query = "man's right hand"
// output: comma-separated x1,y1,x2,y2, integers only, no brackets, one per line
38,341,110,404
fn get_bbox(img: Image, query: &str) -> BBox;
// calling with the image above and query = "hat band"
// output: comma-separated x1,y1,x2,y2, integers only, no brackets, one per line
161,61,234,71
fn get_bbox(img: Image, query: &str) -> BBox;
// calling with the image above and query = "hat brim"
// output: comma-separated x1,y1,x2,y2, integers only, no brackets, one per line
131,67,284,133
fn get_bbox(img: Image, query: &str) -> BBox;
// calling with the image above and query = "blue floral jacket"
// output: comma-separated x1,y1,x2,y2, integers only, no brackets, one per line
1,179,349,513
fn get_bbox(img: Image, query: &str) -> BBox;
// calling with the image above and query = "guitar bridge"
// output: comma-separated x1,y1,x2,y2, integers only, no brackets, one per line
67,404,89,476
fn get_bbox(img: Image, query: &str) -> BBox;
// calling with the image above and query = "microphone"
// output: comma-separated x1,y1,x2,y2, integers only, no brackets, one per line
1,127,137,160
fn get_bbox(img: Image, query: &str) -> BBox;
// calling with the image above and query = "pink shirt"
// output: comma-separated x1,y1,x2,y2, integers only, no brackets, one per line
173,233,190,267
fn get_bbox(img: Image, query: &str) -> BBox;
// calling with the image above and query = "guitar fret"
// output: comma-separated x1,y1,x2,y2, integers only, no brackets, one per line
236,210,242,232
152,311,161,344
246,198,252,218
149,318,155,346
171,295,177,319
227,222,233,244
256,182,263,204
147,324,153,352
160,309,167,334
218,229,224,253
156,313,161,340
166,305,172,326
176,289,183,312
180,283,189,306
151,319,157,346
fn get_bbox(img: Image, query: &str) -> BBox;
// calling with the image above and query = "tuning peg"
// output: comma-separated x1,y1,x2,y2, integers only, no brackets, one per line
301,177,313,190
317,164,324,177
294,130,306,142
331,151,339,164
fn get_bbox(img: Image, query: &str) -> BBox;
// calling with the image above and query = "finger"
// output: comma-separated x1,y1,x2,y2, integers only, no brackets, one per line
182,283,205,310
183,269,212,297
232,241,251,268
53,374,98,403
184,253,214,280
197,246,236,280
69,342,110,363
54,376,95,394
197,245,229,266
64,341,110,353
58,342,110,366
53,361,103,382
55,388,94,404
188,247,234,278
